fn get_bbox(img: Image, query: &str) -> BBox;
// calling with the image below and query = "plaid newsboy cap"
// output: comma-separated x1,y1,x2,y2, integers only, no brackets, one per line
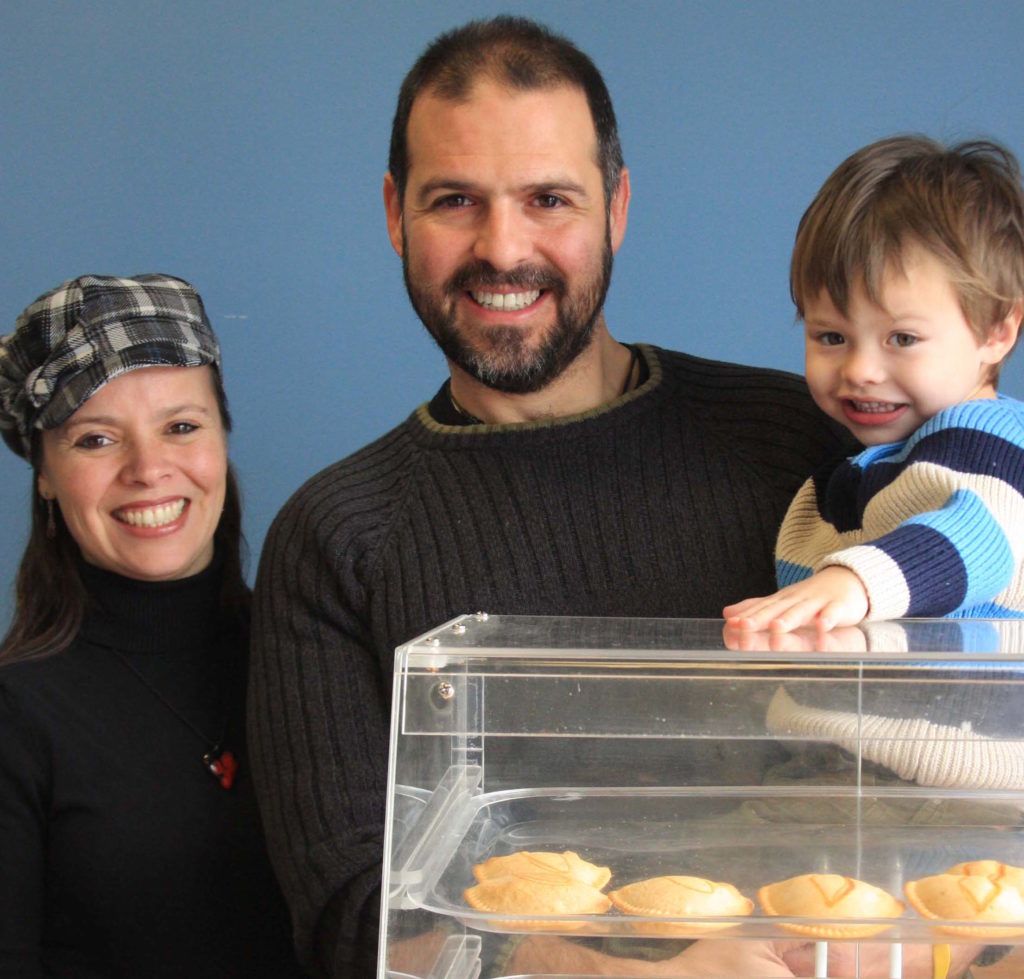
0,273,221,459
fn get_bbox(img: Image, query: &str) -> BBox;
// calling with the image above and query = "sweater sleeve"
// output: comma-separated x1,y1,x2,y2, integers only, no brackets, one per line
822,402,1024,619
0,684,48,978
248,452,399,976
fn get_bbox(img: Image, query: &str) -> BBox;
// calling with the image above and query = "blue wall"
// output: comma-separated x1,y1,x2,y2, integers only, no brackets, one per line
3,0,1024,622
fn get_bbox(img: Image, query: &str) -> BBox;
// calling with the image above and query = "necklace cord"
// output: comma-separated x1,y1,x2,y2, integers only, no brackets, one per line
95,641,237,789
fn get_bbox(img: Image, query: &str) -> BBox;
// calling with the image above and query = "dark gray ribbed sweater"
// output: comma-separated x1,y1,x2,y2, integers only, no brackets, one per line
248,345,853,975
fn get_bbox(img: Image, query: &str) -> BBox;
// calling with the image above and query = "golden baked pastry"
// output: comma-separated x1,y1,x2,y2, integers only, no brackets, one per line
904,871,1024,937
757,873,905,938
472,849,612,890
944,860,1024,895
463,875,612,931
609,875,754,935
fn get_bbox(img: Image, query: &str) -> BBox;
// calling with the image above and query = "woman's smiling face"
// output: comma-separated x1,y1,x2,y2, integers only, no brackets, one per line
38,365,227,581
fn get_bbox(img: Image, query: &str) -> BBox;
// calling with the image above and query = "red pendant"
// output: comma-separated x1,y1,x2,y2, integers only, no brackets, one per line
203,749,238,790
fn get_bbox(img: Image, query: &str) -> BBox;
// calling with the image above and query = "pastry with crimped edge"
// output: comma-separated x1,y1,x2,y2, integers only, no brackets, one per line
945,860,1024,895
472,849,611,890
608,874,753,936
904,869,1024,937
757,873,905,938
463,874,611,932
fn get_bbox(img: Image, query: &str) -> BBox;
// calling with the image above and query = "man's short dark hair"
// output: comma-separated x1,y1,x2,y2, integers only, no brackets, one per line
388,16,624,209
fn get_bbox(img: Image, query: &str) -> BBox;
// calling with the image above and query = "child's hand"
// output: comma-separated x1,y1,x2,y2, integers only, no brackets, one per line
722,566,869,633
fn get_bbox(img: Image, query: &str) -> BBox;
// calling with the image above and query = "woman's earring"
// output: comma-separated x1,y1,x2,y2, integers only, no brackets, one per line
45,498,56,539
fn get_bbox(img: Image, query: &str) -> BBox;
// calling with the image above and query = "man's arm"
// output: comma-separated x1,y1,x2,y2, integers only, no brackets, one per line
248,476,391,975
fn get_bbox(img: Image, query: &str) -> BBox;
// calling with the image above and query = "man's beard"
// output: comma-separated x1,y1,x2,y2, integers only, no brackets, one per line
402,231,614,395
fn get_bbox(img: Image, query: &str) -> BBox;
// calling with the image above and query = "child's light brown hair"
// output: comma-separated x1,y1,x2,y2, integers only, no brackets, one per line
791,135,1024,381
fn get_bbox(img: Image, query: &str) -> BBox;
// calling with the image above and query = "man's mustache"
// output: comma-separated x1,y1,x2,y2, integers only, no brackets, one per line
448,262,562,293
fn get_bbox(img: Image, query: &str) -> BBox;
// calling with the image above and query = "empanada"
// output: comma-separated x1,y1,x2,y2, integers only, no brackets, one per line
472,849,611,889
944,860,1024,895
609,875,753,935
463,875,611,931
758,873,904,938
904,872,1024,937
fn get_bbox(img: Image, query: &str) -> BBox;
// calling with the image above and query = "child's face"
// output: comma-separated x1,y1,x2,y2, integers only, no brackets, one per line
803,245,1011,445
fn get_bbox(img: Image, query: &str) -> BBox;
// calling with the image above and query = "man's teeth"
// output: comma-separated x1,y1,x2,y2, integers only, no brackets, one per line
851,401,899,413
115,500,186,527
472,289,540,311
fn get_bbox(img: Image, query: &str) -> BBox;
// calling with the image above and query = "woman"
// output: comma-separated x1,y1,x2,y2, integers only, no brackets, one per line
0,274,303,977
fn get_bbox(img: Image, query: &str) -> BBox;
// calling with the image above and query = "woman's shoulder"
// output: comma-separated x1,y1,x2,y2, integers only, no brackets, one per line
0,643,96,707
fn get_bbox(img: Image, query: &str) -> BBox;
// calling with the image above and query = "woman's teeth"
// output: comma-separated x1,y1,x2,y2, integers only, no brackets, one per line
115,499,186,527
472,289,541,311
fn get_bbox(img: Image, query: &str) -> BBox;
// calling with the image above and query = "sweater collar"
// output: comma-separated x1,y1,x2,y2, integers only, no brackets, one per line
420,343,662,435
78,551,226,655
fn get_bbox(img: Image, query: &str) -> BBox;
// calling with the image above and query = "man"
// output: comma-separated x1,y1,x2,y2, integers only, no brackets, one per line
248,16,876,977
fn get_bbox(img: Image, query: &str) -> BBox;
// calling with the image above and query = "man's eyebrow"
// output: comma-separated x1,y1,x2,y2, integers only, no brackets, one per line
414,179,477,203
413,176,591,204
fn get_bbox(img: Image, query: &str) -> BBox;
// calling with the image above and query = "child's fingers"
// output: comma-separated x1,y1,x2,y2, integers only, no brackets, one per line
767,597,827,633
722,596,768,618
816,595,869,632
727,595,807,632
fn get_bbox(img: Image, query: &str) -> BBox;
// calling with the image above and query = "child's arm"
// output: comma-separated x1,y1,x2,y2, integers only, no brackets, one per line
724,566,869,632
728,402,1024,631
734,414,1024,630
726,483,1016,632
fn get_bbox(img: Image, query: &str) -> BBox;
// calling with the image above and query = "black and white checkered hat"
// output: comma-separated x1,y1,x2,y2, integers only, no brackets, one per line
0,273,221,459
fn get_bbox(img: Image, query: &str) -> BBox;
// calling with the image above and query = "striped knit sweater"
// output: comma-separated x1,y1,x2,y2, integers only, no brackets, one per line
247,344,851,975
777,395,1024,620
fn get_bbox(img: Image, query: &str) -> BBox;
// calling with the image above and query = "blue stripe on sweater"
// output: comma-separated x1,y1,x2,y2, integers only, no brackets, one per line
851,399,1024,501
870,522,968,615
777,558,813,587
857,428,1024,502
948,602,1024,620
899,489,1014,612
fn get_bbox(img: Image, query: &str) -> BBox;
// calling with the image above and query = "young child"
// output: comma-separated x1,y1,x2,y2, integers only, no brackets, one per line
725,135,1024,633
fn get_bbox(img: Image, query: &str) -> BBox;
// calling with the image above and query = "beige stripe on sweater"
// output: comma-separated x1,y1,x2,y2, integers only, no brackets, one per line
766,686,1024,790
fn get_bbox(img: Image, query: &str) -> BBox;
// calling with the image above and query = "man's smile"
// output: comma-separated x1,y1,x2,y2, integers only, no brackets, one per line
470,289,543,311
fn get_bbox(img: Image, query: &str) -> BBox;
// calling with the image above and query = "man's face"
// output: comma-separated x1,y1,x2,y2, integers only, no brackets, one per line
384,79,628,394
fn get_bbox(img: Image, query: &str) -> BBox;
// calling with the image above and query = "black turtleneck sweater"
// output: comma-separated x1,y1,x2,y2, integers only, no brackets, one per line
0,558,303,977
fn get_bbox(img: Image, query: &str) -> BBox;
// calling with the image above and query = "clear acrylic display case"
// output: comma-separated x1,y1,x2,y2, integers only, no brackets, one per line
379,615,1024,978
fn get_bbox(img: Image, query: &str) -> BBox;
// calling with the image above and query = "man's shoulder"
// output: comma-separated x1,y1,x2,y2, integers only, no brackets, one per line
647,345,855,476
264,412,425,547
649,345,825,419
652,345,812,393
